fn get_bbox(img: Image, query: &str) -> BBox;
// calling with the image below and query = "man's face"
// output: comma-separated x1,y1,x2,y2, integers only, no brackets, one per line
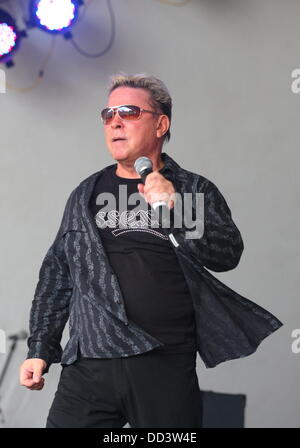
103,86,162,164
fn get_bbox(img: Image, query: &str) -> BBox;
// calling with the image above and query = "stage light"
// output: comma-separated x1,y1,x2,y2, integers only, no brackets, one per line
0,10,20,64
30,0,81,34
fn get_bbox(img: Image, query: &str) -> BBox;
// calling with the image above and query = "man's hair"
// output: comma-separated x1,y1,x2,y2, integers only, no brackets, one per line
107,73,172,142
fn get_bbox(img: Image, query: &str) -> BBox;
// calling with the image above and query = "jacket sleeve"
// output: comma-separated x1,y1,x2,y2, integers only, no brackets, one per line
172,179,244,272
26,192,74,373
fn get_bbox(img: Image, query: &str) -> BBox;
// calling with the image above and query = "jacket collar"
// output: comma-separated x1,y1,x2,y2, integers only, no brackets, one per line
159,152,182,179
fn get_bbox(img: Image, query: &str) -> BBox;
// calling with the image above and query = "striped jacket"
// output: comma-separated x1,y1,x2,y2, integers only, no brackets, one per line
26,152,283,371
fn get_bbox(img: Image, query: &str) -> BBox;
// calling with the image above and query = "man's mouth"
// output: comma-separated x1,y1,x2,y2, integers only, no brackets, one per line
112,137,126,142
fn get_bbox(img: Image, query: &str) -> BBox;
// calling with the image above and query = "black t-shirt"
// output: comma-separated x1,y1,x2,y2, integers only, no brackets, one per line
89,164,197,354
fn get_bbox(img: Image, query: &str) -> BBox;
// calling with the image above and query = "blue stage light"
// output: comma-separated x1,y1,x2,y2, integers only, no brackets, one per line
0,10,20,64
30,0,80,34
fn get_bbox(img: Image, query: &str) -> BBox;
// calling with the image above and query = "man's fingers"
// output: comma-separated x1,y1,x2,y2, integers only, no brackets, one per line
20,368,34,385
168,199,175,210
29,379,45,390
21,378,34,387
23,377,45,390
21,376,43,387
137,183,144,194
20,368,42,385
33,367,44,383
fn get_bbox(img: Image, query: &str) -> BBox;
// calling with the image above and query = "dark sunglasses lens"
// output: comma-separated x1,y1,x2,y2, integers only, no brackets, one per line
118,105,140,120
101,108,114,123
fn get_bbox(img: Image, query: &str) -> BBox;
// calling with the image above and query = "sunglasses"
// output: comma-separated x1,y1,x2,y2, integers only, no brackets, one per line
101,104,160,124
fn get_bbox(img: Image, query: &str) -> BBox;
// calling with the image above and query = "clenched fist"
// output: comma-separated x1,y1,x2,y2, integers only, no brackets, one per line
19,358,47,391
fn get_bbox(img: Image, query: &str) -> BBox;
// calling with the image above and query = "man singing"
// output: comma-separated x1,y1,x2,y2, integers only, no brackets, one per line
19,73,282,428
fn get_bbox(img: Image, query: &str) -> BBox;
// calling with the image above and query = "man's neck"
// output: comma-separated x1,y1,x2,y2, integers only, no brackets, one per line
115,154,164,179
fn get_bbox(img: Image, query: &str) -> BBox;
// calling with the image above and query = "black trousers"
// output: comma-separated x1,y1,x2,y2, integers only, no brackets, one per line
46,349,203,428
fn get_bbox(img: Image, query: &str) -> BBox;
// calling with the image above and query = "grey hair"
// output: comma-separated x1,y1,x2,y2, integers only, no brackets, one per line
107,73,172,142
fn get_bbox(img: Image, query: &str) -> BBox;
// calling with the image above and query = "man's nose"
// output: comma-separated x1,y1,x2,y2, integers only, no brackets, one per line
110,112,124,128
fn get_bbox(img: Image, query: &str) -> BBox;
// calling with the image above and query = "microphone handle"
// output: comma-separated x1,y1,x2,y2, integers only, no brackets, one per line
139,168,179,248
139,168,152,184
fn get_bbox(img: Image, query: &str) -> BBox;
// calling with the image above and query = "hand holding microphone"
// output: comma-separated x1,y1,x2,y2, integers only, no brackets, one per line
134,156,179,247
134,157,176,210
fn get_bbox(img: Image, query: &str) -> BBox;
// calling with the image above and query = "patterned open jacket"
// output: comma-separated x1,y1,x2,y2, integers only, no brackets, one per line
27,152,283,372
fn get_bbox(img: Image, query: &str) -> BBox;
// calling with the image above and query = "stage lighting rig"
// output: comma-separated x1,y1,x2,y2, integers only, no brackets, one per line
29,0,83,38
0,9,22,66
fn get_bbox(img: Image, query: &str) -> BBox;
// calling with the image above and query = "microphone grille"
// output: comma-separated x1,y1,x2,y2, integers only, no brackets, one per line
134,157,153,176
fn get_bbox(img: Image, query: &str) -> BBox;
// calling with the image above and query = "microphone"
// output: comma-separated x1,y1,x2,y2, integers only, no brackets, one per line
134,156,179,248
8,330,28,341
134,156,152,184
134,157,168,211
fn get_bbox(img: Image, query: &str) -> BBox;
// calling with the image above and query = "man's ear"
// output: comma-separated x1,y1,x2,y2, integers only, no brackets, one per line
156,115,170,139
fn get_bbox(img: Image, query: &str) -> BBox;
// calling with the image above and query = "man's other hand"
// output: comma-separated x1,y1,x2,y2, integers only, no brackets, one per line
19,358,47,390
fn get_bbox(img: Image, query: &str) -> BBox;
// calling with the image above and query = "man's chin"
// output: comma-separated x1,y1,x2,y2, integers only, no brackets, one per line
109,147,134,163
109,148,127,160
